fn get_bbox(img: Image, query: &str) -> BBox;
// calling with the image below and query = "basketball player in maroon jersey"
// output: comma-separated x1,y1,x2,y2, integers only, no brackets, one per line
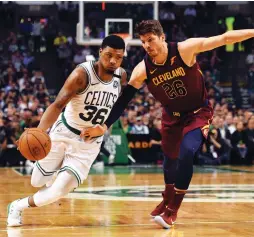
82,20,254,228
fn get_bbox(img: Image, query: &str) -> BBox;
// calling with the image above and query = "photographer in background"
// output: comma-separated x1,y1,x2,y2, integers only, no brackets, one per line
0,115,7,166
149,117,163,164
246,116,254,165
2,118,25,166
230,121,249,165
198,128,230,165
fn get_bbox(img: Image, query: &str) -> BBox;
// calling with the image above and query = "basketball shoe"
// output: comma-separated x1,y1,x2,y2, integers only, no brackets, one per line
150,184,174,217
7,200,23,227
154,190,185,229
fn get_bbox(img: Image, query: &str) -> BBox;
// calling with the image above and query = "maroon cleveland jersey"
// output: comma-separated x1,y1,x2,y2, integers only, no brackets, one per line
144,42,207,112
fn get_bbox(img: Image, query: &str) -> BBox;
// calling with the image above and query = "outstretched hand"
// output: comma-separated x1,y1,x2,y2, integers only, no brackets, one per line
80,124,107,141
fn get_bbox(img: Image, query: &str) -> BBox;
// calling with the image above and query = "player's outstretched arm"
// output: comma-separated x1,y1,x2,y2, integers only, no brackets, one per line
82,61,147,140
178,29,254,67
38,67,88,131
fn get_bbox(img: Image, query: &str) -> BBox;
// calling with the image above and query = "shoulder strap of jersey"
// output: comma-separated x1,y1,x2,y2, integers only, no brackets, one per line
143,57,152,84
75,63,91,95
169,42,190,68
169,42,177,55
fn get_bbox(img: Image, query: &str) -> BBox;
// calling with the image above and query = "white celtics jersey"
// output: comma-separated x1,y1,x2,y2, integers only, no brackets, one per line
63,61,122,130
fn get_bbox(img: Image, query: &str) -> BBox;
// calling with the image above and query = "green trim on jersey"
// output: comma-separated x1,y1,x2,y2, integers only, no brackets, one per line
76,65,91,95
61,113,81,136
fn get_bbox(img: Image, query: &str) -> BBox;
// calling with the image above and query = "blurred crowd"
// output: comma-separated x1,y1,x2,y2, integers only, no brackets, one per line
0,31,49,166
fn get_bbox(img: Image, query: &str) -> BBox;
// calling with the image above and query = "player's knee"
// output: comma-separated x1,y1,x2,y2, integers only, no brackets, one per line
180,143,195,159
31,177,45,188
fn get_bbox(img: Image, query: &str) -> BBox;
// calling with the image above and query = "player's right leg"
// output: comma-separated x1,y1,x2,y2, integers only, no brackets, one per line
7,170,78,227
31,119,67,188
30,140,65,188
7,142,66,227
150,156,177,217
7,120,66,227
151,124,182,217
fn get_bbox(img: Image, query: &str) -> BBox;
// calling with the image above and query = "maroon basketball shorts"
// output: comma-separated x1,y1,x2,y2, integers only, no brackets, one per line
161,105,213,159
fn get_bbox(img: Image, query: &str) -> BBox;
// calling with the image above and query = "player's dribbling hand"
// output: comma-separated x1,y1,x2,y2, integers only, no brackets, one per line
80,124,107,141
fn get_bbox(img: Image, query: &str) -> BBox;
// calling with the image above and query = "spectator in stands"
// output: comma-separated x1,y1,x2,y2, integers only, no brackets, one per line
149,117,163,164
20,108,33,130
244,110,253,124
1,117,24,166
210,50,222,70
0,115,7,166
225,114,236,134
184,5,196,36
23,52,34,68
245,48,254,67
56,42,72,68
174,26,187,42
218,117,231,141
32,19,42,53
247,63,254,98
73,49,86,65
198,128,230,165
245,116,254,165
230,121,249,165
130,116,149,134
54,31,67,48
8,39,18,53
35,84,49,105
31,70,45,84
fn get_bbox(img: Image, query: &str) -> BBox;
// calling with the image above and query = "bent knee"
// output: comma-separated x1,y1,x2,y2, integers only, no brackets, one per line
31,178,45,187
31,171,49,187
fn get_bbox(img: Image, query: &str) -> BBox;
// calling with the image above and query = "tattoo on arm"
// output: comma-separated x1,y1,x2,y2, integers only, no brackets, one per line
54,68,87,110
54,89,73,110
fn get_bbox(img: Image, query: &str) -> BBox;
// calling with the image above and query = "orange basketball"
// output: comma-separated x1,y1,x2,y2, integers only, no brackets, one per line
18,128,51,161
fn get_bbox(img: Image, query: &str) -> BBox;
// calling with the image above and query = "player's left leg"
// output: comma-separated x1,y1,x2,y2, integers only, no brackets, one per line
154,128,204,228
7,171,78,227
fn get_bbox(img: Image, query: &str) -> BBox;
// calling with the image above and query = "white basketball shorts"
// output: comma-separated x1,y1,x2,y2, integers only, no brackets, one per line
35,117,102,186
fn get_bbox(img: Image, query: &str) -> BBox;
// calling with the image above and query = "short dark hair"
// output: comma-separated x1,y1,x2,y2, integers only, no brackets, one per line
135,20,164,37
101,35,125,51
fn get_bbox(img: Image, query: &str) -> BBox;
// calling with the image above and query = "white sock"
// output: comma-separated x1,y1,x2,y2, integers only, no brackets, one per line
16,197,30,210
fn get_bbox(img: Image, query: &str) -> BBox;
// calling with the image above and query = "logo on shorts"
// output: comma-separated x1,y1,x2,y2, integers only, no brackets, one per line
201,125,210,138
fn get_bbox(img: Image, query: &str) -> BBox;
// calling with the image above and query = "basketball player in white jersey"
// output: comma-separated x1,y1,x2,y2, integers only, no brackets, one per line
7,35,126,227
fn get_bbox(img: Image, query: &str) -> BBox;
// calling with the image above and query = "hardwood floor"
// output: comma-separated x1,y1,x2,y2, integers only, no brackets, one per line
0,165,253,237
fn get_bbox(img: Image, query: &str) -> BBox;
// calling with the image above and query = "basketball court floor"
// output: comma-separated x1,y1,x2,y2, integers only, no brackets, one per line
0,165,253,237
